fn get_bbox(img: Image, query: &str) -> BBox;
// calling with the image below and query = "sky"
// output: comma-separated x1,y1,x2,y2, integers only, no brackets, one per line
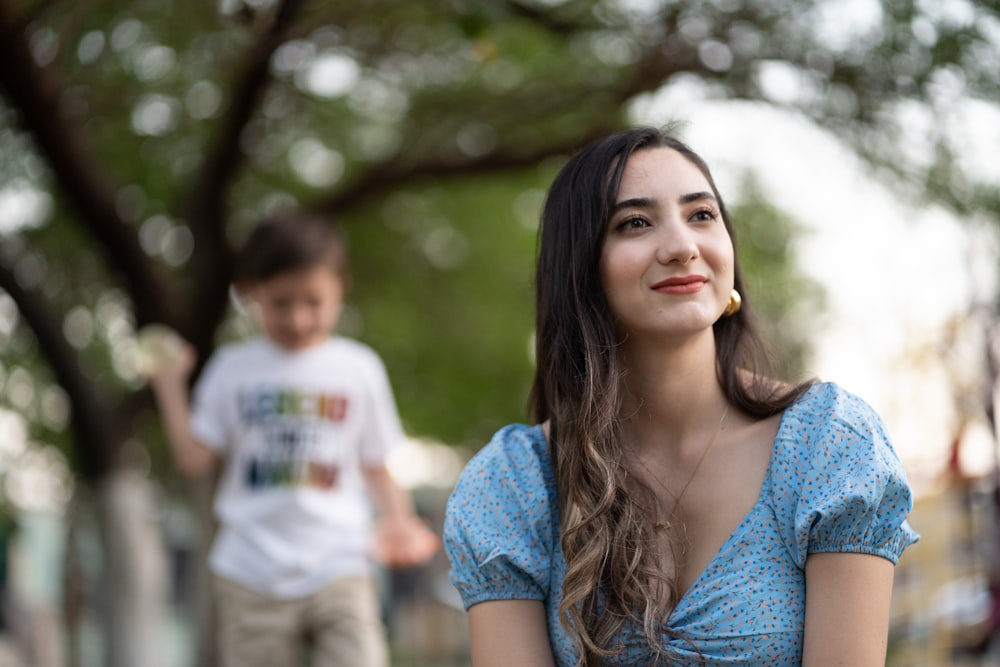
630,95,999,494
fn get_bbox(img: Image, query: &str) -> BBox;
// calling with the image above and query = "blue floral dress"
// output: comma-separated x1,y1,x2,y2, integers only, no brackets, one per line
443,382,919,665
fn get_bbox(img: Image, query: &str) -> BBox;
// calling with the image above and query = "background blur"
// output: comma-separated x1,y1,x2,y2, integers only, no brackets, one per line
1,0,999,665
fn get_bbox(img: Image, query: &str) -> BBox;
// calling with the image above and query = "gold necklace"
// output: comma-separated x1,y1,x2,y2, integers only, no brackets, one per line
636,405,730,531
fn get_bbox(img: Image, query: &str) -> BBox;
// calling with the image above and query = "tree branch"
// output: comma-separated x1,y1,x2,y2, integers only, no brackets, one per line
501,0,602,35
0,0,174,327
311,13,699,215
0,258,119,480
183,0,307,356
311,121,618,215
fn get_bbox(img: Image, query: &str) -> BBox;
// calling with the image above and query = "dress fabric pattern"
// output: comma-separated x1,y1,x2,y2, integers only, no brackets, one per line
443,382,919,666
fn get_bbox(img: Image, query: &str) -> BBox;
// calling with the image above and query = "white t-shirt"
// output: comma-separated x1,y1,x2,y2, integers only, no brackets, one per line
190,336,405,599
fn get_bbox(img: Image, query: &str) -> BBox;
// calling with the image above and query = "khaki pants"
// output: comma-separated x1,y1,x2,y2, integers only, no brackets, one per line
213,574,388,667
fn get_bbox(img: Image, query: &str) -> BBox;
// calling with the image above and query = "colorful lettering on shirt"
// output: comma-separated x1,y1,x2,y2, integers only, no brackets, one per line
237,395,348,492
238,388,350,424
246,459,341,490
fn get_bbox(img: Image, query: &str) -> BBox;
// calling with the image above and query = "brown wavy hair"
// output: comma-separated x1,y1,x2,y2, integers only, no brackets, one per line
528,127,814,664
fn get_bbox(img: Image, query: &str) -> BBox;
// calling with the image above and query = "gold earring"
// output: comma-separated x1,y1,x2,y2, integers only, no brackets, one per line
723,289,742,317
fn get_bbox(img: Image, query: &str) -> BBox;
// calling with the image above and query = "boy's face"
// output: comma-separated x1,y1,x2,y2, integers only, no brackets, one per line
245,264,345,351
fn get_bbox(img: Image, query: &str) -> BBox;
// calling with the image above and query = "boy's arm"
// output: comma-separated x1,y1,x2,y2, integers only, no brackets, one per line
361,464,416,519
146,344,218,479
362,464,440,567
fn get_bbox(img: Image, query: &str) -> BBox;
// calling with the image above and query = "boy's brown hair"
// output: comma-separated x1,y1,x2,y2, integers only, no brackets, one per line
236,210,348,284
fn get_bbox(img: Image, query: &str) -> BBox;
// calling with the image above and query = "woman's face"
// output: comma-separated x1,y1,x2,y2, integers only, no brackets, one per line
599,147,735,343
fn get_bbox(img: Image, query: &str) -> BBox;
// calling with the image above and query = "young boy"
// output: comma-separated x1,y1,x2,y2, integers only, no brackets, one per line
146,211,439,667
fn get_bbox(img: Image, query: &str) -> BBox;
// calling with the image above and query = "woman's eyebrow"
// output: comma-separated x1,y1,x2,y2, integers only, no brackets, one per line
680,191,717,205
611,196,656,213
613,192,717,213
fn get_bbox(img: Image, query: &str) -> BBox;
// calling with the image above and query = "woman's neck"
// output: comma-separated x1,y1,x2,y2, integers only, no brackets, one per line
618,331,726,447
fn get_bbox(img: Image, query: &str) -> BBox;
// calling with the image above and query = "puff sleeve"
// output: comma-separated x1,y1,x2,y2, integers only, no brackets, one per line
444,424,559,609
769,383,919,568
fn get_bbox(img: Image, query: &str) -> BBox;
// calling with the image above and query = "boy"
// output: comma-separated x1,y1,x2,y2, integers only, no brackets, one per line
146,211,439,667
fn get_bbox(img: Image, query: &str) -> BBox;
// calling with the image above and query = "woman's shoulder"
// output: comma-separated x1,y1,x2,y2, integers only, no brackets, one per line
444,423,559,607
445,423,558,555
447,423,557,535
782,380,886,439
457,423,554,490
770,380,911,508
769,382,919,563
769,380,901,499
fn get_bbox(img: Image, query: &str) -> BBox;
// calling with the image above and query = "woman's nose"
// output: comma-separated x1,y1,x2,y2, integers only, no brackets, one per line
654,222,698,265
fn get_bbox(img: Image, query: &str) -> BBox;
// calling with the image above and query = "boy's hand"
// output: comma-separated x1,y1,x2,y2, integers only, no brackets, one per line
134,324,196,385
373,515,441,568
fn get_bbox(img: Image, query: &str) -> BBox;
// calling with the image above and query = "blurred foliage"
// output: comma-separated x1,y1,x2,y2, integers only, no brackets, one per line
342,170,548,445
730,174,825,384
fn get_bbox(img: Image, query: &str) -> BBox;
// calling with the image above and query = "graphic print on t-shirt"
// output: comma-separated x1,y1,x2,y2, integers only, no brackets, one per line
237,385,349,491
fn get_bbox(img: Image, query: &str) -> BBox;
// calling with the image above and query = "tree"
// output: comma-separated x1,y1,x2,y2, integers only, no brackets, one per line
1,0,997,664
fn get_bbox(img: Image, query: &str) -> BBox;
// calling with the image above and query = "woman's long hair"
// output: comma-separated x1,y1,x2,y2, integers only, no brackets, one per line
528,127,814,664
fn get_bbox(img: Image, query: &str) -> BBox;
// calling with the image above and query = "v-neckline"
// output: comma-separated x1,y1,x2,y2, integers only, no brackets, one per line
533,386,810,618
668,397,799,616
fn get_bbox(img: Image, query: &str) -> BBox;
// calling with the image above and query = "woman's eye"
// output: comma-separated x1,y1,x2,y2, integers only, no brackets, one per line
691,209,717,223
616,217,648,231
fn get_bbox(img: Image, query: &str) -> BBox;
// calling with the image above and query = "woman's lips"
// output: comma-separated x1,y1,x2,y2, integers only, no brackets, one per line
651,275,707,295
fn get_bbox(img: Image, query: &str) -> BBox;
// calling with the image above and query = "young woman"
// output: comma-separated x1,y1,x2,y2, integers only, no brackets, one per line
444,127,918,666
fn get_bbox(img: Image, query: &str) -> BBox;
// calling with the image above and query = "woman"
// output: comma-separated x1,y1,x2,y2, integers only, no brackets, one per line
443,127,918,666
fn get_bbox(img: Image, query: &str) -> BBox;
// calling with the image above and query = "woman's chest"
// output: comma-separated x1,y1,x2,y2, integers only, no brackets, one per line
545,505,807,666
671,426,776,594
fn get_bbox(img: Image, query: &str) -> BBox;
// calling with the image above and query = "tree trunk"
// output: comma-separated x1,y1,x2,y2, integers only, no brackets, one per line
190,477,219,667
95,469,168,667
